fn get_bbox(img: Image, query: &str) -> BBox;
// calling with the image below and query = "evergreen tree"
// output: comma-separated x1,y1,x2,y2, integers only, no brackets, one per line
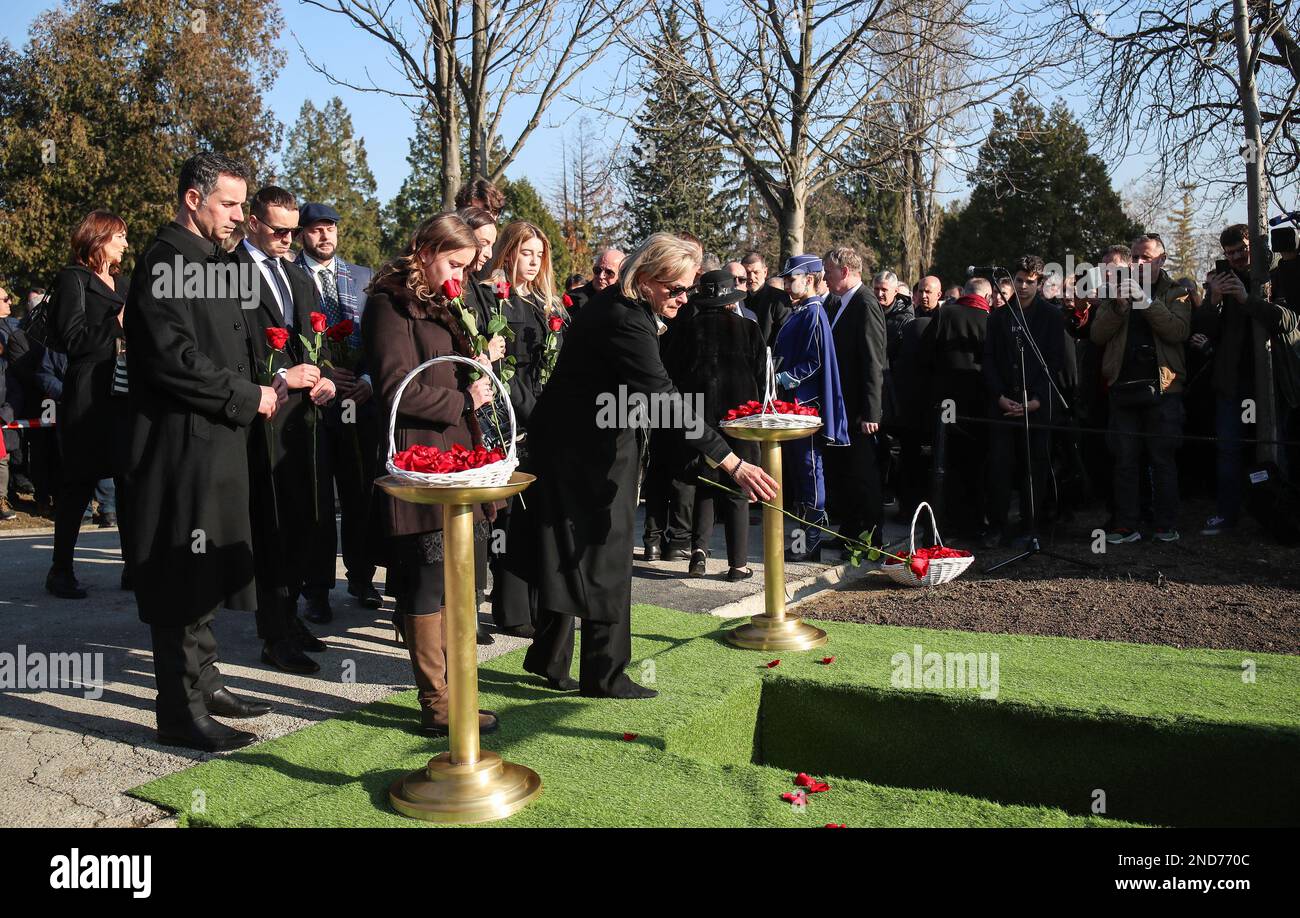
622,8,729,255
0,0,283,288
383,106,442,256
501,177,571,282
932,90,1142,285
281,97,382,269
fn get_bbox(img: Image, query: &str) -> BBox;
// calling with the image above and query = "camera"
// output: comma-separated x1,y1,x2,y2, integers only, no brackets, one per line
1272,227,1298,255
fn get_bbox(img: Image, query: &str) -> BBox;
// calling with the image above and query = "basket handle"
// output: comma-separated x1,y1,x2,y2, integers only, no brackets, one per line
762,346,777,411
908,501,943,556
386,354,517,466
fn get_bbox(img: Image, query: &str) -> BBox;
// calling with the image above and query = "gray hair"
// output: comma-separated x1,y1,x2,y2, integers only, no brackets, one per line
873,270,898,286
824,246,863,274
178,151,252,205
963,277,993,298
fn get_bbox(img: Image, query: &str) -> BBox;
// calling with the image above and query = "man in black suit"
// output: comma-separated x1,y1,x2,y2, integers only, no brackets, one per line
123,153,282,751
742,252,792,345
294,202,380,619
821,246,886,552
234,186,336,674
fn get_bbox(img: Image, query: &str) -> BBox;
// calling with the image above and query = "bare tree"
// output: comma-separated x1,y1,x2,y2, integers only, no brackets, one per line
553,120,624,264
297,0,643,207
1061,0,1300,462
621,0,1056,260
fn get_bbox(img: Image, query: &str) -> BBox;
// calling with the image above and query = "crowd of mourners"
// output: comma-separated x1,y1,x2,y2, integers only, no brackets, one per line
1,151,1298,750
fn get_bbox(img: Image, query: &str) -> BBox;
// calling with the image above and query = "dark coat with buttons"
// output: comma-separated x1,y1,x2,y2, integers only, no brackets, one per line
122,222,264,625
48,265,127,482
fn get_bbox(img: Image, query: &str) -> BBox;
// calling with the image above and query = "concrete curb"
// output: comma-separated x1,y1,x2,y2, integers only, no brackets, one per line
707,558,880,620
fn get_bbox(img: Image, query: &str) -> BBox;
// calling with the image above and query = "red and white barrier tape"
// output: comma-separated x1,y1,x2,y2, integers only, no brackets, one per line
1,419,55,429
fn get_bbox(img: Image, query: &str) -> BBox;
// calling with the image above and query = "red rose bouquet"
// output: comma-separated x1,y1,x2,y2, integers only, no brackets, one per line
882,544,973,579
393,442,506,475
722,398,819,422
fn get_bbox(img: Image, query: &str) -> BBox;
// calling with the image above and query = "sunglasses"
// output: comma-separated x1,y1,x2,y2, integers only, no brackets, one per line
661,282,697,298
594,268,618,278
253,215,299,237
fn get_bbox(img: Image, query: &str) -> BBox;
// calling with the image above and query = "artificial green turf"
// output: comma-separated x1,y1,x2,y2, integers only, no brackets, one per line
128,606,1299,828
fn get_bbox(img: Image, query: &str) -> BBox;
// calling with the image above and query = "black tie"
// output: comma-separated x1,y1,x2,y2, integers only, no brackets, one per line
268,259,294,327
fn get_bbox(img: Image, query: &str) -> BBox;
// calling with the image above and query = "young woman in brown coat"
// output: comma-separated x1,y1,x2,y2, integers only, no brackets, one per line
362,213,499,736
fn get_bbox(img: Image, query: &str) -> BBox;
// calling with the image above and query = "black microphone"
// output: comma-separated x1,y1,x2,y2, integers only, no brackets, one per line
1268,211,1300,227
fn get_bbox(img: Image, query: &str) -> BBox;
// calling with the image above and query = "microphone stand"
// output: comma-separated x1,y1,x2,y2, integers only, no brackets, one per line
984,315,1097,574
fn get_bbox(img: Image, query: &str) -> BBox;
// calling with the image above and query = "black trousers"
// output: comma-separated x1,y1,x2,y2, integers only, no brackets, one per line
524,610,631,694
52,475,129,575
939,418,988,536
987,423,1051,531
823,428,882,541
304,412,380,598
642,436,692,548
691,467,749,567
150,611,223,728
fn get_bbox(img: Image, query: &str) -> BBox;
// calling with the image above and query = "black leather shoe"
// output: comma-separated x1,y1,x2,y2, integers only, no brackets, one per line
476,622,495,646
46,569,87,599
726,566,754,582
524,665,578,691
662,542,691,561
288,615,327,652
261,639,321,675
303,594,333,624
688,549,707,577
348,581,382,609
581,676,658,699
499,623,536,639
204,687,273,719
157,715,257,752
642,541,662,561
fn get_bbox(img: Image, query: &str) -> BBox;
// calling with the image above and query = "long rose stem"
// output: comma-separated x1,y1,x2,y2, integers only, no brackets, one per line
695,476,910,564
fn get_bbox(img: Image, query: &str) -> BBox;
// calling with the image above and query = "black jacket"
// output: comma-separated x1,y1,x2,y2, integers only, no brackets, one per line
747,283,793,347
505,285,730,623
983,295,1067,422
48,266,127,482
501,290,551,429
924,297,990,413
825,284,887,426
122,223,263,625
661,300,766,468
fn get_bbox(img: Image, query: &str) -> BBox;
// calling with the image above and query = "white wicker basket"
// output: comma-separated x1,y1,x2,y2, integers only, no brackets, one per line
883,502,975,588
384,354,519,487
719,347,822,431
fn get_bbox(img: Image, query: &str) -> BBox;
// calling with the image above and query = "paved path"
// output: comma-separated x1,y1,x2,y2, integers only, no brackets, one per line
0,509,900,827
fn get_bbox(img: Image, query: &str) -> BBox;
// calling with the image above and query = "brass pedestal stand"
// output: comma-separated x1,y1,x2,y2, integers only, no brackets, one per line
377,471,541,824
721,425,828,651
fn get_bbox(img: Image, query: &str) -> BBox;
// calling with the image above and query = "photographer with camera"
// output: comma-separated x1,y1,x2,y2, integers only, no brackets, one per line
1090,234,1191,544
1195,223,1300,535
982,255,1066,548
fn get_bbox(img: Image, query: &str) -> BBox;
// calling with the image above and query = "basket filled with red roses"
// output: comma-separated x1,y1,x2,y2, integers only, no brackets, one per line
719,347,823,432
384,354,519,487
882,502,975,587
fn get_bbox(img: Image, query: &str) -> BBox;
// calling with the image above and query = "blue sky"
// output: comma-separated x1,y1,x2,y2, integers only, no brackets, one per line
3,0,1214,223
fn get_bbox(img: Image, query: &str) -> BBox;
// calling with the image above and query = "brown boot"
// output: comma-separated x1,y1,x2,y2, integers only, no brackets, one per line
406,609,499,736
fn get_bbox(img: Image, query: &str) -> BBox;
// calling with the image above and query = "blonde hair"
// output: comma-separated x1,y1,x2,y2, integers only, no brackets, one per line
372,213,480,316
619,233,702,301
488,220,556,313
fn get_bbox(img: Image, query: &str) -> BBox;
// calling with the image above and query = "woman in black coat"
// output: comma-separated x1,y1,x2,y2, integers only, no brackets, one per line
662,270,766,580
46,211,131,599
504,233,776,698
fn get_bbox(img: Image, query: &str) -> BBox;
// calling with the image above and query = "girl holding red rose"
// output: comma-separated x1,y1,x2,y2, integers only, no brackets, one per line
362,213,500,738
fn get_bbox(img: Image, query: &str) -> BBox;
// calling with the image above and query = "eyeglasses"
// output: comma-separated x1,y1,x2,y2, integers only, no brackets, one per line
661,281,697,298
253,215,299,237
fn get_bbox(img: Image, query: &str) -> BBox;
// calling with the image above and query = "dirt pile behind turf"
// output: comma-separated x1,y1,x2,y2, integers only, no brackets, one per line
803,501,1300,655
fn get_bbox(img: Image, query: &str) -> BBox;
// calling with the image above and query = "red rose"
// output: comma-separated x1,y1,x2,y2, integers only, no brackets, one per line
310,311,327,333
908,555,930,579
495,280,511,300
326,319,354,342
442,278,463,300
548,314,564,333
562,293,574,308
265,327,290,351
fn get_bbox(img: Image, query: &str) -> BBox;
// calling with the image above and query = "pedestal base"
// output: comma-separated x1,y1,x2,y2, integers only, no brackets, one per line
725,614,828,651
389,750,542,824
